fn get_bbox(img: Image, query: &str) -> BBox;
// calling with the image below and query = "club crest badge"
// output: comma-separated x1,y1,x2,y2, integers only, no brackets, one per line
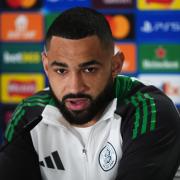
99,142,117,171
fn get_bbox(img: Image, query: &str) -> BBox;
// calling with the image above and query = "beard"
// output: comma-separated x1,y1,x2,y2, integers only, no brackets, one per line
50,77,114,125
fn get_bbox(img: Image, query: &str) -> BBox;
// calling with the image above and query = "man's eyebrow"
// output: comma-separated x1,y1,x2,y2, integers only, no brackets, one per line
79,60,102,68
50,61,68,68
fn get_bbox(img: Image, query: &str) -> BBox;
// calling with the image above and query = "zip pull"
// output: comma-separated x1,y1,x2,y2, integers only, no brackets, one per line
82,148,87,154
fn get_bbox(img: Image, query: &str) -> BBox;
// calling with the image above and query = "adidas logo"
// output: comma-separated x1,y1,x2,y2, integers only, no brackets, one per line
39,150,65,170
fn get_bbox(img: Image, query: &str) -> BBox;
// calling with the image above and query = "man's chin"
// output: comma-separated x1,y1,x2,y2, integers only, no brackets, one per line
60,107,95,125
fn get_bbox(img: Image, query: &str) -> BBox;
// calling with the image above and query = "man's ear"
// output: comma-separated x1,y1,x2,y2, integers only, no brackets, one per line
112,52,124,78
41,51,49,77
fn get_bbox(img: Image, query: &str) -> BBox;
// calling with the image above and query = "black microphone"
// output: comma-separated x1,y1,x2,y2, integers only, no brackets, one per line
0,115,42,152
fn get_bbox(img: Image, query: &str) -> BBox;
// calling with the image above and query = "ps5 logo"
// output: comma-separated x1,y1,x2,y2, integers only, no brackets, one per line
141,20,180,33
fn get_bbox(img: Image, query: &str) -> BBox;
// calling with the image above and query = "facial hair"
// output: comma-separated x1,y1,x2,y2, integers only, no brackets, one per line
50,77,114,125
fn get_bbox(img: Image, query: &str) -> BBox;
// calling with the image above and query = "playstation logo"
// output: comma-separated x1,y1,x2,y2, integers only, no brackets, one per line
140,20,153,33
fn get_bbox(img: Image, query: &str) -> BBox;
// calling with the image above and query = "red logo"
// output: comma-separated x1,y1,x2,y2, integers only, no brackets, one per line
8,80,36,97
162,82,180,96
6,0,37,8
155,47,167,59
146,0,174,4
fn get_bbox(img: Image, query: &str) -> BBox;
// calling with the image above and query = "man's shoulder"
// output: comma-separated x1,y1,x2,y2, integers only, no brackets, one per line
115,75,180,140
4,88,53,142
114,75,161,102
114,75,171,105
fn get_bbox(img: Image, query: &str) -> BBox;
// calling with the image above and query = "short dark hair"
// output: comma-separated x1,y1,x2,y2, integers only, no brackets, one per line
45,7,113,50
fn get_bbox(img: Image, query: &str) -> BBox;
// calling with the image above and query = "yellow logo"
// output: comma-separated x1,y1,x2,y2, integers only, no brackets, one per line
137,0,180,10
1,73,45,103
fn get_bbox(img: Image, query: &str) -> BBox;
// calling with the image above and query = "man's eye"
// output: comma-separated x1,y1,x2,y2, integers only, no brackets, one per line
56,69,67,74
83,67,97,73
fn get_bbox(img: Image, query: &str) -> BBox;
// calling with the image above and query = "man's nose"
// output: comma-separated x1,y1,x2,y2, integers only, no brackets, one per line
68,72,87,94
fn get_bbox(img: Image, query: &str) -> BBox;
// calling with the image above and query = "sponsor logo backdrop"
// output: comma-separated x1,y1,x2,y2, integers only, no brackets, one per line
0,43,43,72
1,73,45,103
0,0,180,143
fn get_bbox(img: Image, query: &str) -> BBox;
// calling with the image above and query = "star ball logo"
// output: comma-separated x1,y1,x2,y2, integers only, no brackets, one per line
2,0,42,9
155,47,166,59
0,13,44,42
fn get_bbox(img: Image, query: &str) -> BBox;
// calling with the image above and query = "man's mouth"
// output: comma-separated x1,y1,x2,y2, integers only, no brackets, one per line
65,98,90,111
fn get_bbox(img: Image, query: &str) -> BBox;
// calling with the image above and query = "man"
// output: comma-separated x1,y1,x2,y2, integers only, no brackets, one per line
0,7,180,180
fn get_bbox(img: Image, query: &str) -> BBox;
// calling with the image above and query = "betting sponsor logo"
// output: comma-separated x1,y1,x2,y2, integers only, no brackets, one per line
137,13,180,41
45,0,90,10
115,43,136,73
106,14,134,40
92,0,134,9
0,13,43,42
1,74,45,103
138,74,180,105
137,0,180,10
3,51,40,63
139,44,180,72
0,44,42,72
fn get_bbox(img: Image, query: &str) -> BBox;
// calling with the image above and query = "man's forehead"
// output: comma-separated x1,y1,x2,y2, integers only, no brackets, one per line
50,35,101,46
48,36,105,55
45,36,114,62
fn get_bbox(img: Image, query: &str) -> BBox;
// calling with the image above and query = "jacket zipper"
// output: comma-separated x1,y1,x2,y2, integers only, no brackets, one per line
82,147,88,180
